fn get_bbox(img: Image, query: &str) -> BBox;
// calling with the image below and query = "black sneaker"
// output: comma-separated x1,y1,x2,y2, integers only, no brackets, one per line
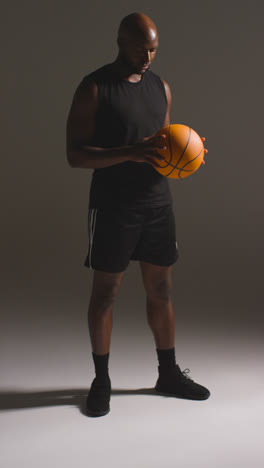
86,376,111,417
155,364,210,400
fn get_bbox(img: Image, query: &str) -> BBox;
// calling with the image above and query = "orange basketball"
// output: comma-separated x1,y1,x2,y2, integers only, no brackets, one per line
154,124,205,179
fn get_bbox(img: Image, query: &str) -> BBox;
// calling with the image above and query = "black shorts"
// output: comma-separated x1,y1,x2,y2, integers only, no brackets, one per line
84,204,179,273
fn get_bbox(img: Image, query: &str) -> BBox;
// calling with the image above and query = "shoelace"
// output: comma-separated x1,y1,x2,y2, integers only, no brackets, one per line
182,368,194,382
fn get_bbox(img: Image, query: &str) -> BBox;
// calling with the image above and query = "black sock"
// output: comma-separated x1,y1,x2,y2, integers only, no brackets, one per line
156,347,176,372
92,352,110,380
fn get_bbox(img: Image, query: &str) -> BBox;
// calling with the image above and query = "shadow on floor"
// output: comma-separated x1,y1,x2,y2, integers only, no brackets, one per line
0,387,159,416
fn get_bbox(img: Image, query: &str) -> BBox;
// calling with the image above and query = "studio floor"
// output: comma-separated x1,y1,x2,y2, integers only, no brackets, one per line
1,310,263,468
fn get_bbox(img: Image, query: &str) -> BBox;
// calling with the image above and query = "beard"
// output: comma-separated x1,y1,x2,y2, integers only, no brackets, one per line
119,52,149,75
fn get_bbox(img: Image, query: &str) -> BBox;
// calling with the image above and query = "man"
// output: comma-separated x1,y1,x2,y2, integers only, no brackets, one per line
66,12,210,417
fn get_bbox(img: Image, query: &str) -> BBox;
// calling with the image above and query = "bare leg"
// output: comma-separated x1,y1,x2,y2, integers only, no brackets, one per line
140,262,175,349
88,270,124,355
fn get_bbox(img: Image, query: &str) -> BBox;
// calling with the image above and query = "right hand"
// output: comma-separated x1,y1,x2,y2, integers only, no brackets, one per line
127,134,167,168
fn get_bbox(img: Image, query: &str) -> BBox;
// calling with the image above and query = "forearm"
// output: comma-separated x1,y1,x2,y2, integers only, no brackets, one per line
67,145,132,169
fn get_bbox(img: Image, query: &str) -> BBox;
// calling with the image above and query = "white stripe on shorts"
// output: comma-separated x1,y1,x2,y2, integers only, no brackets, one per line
87,208,98,269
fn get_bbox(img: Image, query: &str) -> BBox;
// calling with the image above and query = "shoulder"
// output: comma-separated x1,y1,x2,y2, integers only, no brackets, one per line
80,63,113,89
161,79,171,94
74,63,112,98
146,69,170,88
69,68,109,111
146,69,163,83
82,63,111,83
161,79,172,107
71,78,98,108
146,71,171,96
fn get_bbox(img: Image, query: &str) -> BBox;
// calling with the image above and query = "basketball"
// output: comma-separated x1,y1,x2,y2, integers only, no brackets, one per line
154,124,205,179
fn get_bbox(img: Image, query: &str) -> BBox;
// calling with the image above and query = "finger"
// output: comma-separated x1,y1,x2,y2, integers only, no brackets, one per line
204,149,208,154
146,152,165,163
156,152,167,160
145,150,166,160
154,134,167,142
201,137,206,142
152,154,166,162
145,157,162,169
151,143,167,150
153,138,167,150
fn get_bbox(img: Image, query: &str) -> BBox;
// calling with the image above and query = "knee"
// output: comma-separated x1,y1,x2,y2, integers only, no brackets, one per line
90,281,120,312
145,279,172,303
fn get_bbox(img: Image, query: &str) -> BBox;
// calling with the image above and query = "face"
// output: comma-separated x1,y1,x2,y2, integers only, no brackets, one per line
119,33,159,74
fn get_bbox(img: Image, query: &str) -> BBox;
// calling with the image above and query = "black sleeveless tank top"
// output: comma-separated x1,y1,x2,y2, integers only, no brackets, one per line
79,63,172,209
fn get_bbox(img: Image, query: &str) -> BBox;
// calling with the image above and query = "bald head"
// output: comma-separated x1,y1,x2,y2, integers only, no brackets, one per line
115,12,159,77
118,12,158,45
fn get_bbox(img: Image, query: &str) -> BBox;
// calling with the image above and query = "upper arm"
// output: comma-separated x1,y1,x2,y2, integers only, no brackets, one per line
66,79,99,156
162,79,172,127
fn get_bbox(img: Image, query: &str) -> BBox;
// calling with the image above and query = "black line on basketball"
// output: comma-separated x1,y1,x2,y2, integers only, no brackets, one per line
168,125,173,165
157,125,173,169
165,127,191,177
178,147,204,179
162,161,193,172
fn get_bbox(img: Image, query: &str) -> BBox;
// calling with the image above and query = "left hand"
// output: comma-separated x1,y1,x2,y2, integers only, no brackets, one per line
201,137,208,165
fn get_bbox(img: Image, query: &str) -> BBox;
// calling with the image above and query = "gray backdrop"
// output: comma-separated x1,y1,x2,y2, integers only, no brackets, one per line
1,0,263,333
1,1,263,467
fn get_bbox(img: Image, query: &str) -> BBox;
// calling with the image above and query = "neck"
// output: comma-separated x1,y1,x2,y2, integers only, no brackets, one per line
111,56,142,83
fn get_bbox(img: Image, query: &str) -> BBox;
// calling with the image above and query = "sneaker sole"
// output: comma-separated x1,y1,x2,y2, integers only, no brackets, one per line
155,386,210,401
86,407,110,417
